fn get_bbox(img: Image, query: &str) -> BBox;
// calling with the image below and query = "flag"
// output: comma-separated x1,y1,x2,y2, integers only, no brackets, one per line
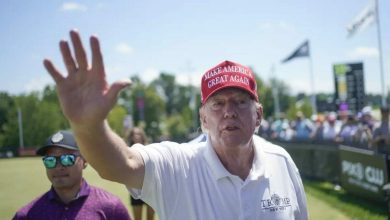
346,0,376,37
281,40,310,63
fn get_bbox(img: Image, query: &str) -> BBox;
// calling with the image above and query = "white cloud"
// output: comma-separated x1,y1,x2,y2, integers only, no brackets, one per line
347,47,378,58
175,71,203,87
139,68,160,83
61,2,87,11
115,43,134,55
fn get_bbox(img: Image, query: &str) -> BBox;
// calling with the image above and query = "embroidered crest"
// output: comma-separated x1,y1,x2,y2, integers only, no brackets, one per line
51,132,64,143
261,193,291,212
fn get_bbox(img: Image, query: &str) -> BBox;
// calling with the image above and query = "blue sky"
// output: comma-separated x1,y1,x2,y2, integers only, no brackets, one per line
1,0,389,96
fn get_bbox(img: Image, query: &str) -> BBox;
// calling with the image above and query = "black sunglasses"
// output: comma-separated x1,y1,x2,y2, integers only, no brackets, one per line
42,154,79,169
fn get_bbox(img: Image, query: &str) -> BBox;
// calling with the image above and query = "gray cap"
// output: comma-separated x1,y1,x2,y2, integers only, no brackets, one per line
36,130,79,156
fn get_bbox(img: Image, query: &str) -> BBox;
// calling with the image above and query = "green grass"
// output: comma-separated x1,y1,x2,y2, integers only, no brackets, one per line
304,180,387,220
0,157,135,220
0,157,387,220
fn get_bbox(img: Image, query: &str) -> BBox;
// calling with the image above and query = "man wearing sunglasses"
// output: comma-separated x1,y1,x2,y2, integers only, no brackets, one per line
13,130,132,220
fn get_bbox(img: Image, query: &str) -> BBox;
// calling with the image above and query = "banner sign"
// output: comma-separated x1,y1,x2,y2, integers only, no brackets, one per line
339,145,388,202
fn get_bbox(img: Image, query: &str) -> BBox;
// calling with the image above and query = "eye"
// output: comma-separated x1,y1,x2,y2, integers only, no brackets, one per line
237,98,250,109
210,100,224,110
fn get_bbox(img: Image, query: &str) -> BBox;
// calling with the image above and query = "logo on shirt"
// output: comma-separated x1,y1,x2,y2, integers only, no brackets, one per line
261,193,291,212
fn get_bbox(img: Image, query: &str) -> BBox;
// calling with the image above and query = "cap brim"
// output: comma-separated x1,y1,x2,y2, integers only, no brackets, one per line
36,144,79,156
202,84,258,104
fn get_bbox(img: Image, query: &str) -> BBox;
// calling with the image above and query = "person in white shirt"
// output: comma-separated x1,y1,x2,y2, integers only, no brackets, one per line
43,30,308,220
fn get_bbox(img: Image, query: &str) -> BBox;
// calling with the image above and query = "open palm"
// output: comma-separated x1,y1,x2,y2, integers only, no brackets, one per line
44,30,131,127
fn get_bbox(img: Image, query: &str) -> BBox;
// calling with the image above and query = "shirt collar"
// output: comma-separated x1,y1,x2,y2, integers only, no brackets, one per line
48,178,91,202
250,135,270,179
203,134,269,181
203,136,231,180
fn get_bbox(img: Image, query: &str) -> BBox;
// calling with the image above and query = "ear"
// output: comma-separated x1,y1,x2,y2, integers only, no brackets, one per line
255,104,263,127
80,157,88,169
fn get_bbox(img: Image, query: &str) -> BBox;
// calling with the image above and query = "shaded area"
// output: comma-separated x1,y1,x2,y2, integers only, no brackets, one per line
304,180,387,220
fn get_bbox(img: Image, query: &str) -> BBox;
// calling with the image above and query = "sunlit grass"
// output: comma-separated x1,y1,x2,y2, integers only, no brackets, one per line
1,157,386,220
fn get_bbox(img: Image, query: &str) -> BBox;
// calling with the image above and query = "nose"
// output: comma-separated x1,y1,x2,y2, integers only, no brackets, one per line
223,101,237,118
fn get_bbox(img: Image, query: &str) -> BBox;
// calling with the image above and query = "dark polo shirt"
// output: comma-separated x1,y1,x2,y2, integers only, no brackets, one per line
13,179,131,220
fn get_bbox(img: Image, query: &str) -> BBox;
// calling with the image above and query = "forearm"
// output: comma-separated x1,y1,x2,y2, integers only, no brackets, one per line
71,120,144,188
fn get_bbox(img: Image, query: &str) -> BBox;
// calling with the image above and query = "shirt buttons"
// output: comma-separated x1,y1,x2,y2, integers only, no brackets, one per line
64,206,69,210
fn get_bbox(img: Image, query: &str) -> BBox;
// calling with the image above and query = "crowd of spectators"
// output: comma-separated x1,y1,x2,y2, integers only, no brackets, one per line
258,106,390,153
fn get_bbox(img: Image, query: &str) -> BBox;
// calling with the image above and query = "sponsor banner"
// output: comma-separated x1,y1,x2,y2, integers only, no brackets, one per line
339,145,388,202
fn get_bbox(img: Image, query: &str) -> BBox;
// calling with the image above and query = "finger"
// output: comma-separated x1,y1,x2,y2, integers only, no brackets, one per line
90,36,105,74
59,40,77,74
70,30,88,70
107,79,132,102
43,59,65,84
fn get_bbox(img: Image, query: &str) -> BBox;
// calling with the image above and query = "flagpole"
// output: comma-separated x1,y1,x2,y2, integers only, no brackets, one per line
17,107,24,149
308,49,317,115
270,65,281,117
375,0,387,106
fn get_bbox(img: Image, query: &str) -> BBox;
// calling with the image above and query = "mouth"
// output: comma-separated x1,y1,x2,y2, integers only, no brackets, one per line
53,173,69,178
223,125,239,131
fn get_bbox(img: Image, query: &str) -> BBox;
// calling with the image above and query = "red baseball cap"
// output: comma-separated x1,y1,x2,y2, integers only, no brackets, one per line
201,60,258,104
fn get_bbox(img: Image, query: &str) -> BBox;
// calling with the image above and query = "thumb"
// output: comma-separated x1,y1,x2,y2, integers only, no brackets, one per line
107,79,132,101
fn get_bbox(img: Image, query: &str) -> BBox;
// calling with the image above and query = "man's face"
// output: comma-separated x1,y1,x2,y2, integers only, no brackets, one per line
44,147,85,190
201,88,262,149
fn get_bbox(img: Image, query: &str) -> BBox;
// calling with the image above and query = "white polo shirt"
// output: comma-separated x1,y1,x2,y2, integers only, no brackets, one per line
129,135,308,220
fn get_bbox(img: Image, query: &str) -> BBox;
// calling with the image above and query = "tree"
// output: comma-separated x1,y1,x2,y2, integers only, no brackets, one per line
108,105,127,136
151,73,177,115
0,92,16,147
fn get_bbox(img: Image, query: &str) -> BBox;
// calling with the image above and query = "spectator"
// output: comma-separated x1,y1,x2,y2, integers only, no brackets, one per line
353,106,375,146
292,111,313,140
336,114,359,144
310,114,325,140
13,130,131,220
270,112,289,139
322,112,340,141
372,106,390,152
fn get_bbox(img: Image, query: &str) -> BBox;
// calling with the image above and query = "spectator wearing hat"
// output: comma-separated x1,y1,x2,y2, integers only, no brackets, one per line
310,114,326,141
354,106,375,147
13,130,131,220
42,31,308,220
336,113,360,144
322,112,341,141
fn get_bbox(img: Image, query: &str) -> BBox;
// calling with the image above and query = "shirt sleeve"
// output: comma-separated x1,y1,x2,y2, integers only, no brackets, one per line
112,198,132,220
127,141,192,218
12,210,27,220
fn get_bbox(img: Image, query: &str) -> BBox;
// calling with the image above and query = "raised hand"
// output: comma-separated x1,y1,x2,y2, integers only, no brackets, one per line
43,30,131,127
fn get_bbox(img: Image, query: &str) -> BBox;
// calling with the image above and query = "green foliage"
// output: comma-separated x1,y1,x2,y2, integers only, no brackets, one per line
164,106,194,142
0,89,68,152
107,105,127,136
286,96,313,120
1,69,388,147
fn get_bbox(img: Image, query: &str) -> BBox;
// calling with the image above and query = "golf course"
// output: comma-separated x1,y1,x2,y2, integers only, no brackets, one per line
0,157,386,220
